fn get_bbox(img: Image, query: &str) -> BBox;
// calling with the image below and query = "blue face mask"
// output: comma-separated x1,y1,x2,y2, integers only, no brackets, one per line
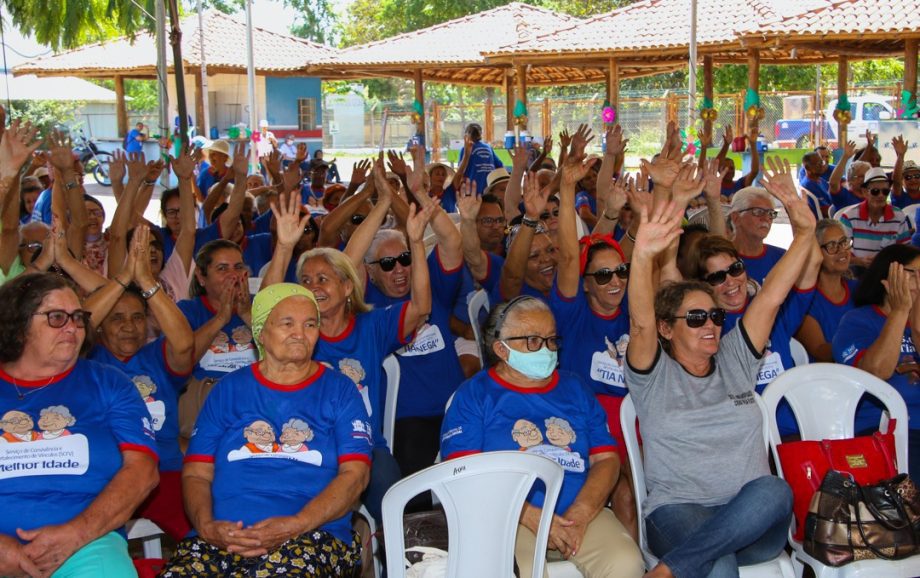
502,342,557,380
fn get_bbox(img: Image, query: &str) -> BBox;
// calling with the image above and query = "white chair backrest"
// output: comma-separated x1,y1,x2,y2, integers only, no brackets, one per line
902,203,920,230
832,202,860,222
467,289,490,356
760,363,909,477
788,337,808,367
382,354,400,453
382,451,564,578
619,395,655,567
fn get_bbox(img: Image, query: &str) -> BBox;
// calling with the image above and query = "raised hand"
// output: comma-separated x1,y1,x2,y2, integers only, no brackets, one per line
0,117,41,178
599,173,630,215
456,178,481,221
558,129,572,154
671,162,706,208
883,262,913,313
509,142,529,173
640,121,684,189
281,161,303,195
569,123,594,160
633,200,684,260
295,143,308,164
522,171,550,219
232,143,249,176
405,144,425,194
260,149,282,177
372,151,394,203
760,157,815,234
131,224,156,288
865,129,874,146
48,129,74,173
271,190,311,249
234,275,252,326
701,158,726,200
386,149,407,177
350,159,371,186
109,149,127,185
722,124,734,148
842,139,857,159
406,201,436,244
604,124,628,157
560,151,598,190
893,134,909,158
172,144,200,180
126,151,147,182
143,159,165,185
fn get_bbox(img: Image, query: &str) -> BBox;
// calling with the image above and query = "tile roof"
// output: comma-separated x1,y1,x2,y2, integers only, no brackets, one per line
14,10,336,77
748,0,920,36
320,2,581,67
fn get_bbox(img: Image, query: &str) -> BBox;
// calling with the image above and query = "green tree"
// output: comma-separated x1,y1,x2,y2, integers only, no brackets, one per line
2,0,154,51
7,99,83,134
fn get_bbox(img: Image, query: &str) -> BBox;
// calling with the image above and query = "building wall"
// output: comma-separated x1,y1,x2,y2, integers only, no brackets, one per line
265,77,322,135
166,72,267,137
324,92,365,148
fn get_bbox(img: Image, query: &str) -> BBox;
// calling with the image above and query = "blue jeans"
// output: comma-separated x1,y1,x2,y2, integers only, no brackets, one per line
646,476,793,578
362,446,401,524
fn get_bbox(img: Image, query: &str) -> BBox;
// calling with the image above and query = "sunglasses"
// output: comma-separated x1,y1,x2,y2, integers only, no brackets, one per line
738,207,778,219
670,308,726,328
303,224,315,236
33,309,90,329
368,251,411,272
479,216,505,226
867,186,890,197
703,260,746,286
584,263,630,285
905,174,920,181
820,237,853,255
350,214,367,225
539,209,560,220
503,334,563,352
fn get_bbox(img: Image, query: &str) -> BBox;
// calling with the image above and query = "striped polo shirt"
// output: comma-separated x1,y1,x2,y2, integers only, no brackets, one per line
839,201,913,259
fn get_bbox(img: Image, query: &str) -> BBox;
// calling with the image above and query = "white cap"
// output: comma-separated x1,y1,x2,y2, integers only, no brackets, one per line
259,119,269,128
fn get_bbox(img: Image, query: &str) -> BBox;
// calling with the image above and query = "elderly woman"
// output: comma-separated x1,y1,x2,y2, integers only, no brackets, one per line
441,296,644,578
0,273,158,577
160,284,371,576
833,244,920,482
795,219,856,362
87,226,194,541
260,184,433,523
628,160,814,578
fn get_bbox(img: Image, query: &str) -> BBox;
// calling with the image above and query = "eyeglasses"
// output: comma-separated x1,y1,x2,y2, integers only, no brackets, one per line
905,174,920,181
33,309,90,329
368,251,411,272
87,209,105,219
18,242,42,253
539,209,560,220
584,263,630,285
703,260,746,286
303,224,315,236
164,208,180,218
738,207,778,220
867,186,890,197
503,334,563,352
669,308,726,328
350,214,367,225
820,237,853,255
479,216,506,226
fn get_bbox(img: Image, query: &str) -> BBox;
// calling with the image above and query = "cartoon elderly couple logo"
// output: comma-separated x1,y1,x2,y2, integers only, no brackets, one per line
132,375,166,432
210,325,255,354
227,418,323,465
0,406,76,443
512,416,586,473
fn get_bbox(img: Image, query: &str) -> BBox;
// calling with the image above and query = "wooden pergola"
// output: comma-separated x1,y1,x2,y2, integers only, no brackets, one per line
13,10,337,137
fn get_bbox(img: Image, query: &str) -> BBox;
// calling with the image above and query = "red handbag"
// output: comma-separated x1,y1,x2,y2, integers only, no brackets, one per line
777,422,898,542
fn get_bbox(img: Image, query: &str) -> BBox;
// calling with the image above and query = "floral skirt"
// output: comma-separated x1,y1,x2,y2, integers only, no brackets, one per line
158,529,360,577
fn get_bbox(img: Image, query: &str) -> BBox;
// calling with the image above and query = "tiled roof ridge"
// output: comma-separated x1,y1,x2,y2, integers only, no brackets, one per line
197,9,335,52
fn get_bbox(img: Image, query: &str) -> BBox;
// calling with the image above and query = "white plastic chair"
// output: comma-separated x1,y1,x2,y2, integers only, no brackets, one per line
382,354,400,453
620,395,794,577
126,518,164,559
760,363,919,578
789,337,809,367
467,288,490,355
382,451,564,578
901,202,920,230
832,203,860,222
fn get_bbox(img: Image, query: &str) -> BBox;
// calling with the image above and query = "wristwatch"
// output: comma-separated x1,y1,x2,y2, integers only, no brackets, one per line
521,216,540,229
141,283,162,300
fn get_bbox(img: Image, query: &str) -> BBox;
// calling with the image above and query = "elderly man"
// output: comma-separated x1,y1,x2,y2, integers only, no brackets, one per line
799,151,833,216
840,167,913,270
728,187,786,285
828,141,868,213
197,139,232,201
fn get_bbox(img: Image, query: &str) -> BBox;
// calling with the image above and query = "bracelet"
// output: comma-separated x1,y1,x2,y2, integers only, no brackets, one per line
625,229,637,243
114,277,130,289
143,179,158,187
521,216,540,229
141,283,162,300
602,211,619,221
64,181,79,190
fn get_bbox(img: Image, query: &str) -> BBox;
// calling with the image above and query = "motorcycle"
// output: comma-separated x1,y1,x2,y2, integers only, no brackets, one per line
71,129,113,186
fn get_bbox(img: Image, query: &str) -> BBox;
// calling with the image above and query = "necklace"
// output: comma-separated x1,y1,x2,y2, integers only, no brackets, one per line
7,374,56,400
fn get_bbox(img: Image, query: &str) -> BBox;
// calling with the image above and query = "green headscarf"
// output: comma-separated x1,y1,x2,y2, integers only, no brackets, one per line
251,283,319,360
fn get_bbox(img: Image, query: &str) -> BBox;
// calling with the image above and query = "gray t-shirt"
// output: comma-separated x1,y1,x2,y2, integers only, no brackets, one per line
625,323,771,516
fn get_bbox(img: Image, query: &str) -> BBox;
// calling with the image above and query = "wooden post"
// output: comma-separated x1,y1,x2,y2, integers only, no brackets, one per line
195,71,205,139
905,39,918,118
484,87,494,144
504,69,515,131
837,55,849,149
542,99,551,140
515,64,528,130
607,58,619,114
703,56,714,142
746,48,761,136
114,75,128,138
432,101,441,162
414,69,425,142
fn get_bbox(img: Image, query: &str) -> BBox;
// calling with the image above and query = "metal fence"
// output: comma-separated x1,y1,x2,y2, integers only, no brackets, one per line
323,84,903,160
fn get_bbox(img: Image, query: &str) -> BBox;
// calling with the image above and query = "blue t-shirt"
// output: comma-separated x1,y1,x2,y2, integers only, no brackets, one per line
30,188,53,224
831,186,862,214
177,296,257,380
721,176,748,197
125,129,145,154
0,360,158,536
451,254,505,328
438,184,458,214
440,368,617,513
806,278,857,361
364,249,465,419
550,283,630,397
194,222,273,276
724,288,815,434
833,305,920,432
89,339,190,472
738,244,786,287
250,211,273,236
158,225,176,263
459,141,503,196
574,191,597,215
314,304,412,449
799,176,833,214
184,363,372,543
798,164,835,182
